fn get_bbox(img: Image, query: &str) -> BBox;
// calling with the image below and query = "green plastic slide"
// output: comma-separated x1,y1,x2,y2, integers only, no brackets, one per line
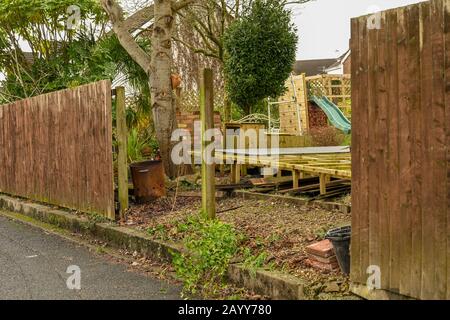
310,96,351,134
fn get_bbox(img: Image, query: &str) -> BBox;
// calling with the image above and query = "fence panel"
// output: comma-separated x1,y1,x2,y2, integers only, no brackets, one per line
0,81,114,219
351,0,449,299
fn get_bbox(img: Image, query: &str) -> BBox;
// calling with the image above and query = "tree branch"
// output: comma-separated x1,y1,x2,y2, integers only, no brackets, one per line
100,0,152,73
172,36,220,59
121,0,198,34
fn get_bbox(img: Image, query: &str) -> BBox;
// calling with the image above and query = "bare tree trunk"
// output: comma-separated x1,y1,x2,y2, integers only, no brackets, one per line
151,0,178,178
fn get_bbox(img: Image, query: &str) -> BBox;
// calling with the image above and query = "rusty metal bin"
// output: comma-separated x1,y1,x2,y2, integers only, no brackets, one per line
130,160,166,203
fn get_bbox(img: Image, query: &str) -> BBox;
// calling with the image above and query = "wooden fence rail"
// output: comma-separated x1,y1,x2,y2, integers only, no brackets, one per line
350,0,449,300
0,80,115,219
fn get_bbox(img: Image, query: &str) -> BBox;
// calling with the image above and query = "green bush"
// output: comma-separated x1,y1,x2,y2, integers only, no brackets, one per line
223,0,298,114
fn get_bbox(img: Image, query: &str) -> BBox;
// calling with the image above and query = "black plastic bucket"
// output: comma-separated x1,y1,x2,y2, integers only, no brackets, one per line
326,226,351,276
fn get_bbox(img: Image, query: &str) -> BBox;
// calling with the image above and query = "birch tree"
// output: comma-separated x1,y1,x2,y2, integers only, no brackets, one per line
100,0,310,176
101,0,196,178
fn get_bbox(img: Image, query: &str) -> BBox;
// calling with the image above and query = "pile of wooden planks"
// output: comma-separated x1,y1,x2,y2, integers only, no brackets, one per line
280,178,351,200
244,176,351,200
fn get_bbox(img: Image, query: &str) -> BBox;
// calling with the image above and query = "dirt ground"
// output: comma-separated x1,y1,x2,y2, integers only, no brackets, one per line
124,193,355,299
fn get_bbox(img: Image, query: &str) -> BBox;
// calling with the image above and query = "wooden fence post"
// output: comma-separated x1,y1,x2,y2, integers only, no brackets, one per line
200,69,216,219
116,87,128,220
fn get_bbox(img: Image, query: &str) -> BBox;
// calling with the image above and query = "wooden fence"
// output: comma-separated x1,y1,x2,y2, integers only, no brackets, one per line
0,81,115,219
350,0,449,299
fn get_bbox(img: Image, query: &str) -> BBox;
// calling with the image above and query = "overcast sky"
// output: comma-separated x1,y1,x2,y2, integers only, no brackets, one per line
292,0,427,60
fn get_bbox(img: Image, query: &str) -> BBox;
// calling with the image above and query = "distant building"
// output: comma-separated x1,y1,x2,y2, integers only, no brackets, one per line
293,58,337,76
324,50,351,75
293,50,351,76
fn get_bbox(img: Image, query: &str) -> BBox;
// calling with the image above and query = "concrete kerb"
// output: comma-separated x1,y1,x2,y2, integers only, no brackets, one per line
0,193,306,300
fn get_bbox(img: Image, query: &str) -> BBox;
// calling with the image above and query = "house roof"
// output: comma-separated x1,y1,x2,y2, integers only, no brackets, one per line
324,50,351,72
294,50,351,76
293,58,337,76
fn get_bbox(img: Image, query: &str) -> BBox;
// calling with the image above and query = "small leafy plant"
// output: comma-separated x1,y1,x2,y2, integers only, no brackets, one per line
242,249,269,277
147,224,168,240
127,128,150,163
171,216,239,296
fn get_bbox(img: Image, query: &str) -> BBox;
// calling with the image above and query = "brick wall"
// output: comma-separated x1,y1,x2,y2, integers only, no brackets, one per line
176,111,222,144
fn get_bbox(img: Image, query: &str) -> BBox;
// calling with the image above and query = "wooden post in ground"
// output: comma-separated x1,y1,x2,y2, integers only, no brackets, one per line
293,170,301,189
319,173,327,195
200,69,216,219
231,162,241,184
220,97,232,175
230,163,236,183
116,87,128,220
241,164,248,177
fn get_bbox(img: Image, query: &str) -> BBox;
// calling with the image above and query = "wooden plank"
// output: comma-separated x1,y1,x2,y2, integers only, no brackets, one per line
443,0,450,301
429,0,447,300
105,81,115,219
103,81,115,219
385,7,401,294
420,0,437,300
367,11,380,288
116,87,128,220
201,69,216,219
397,6,413,298
406,3,422,298
350,15,362,284
376,9,390,291
358,13,370,286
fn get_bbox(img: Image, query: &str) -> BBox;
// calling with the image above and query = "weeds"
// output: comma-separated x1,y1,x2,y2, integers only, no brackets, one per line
171,216,239,296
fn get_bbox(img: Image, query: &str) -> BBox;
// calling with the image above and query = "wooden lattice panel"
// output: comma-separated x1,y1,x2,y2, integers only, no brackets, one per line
306,74,352,117
178,89,225,112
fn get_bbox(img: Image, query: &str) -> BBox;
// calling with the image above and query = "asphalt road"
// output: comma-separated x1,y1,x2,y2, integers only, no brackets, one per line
0,214,181,300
